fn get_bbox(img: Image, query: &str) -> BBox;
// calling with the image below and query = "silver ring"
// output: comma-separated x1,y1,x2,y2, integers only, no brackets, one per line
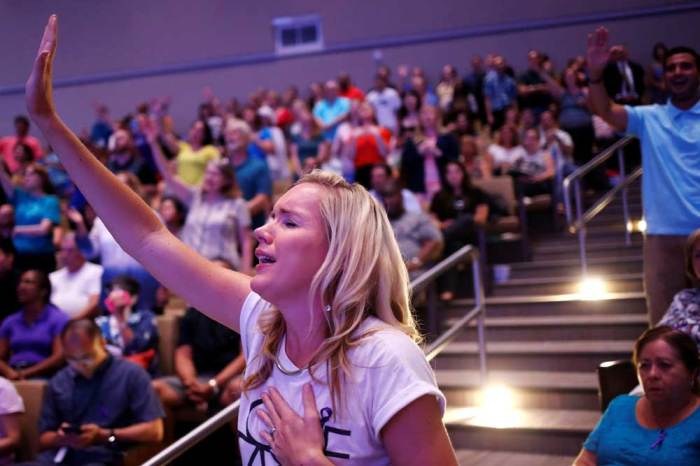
269,427,276,437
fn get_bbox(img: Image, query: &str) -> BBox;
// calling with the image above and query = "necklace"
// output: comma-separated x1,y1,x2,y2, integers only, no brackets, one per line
274,357,307,376
647,396,697,450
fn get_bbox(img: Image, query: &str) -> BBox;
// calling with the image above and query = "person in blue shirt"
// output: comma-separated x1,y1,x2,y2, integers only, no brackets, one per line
587,27,700,326
33,318,163,466
312,80,351,141
0,164,60,273
574,326,700,465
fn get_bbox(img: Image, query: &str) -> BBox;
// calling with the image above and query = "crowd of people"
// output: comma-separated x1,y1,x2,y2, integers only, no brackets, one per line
0,14,699,465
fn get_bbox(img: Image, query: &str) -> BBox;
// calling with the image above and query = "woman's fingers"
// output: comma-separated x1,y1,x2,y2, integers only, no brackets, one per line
256,408,275,428
302,383,319,421
261,391,282,426
27,15,58,118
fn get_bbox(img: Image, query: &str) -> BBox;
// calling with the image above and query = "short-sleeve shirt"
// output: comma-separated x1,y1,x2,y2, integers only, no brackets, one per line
625,100,700,235
178,307,241,375
234,155,272,229
176,142,221,186
659,288,700,351
181,190,251,270
389,211,443,263
49,262,104,318
0,305,69,367
483,71,517,111
38,356,164,464
313,97,351,141
95,310,159,375
237,292,445,465
12,188,61,255
0,376,24,465
0,135,44,174
583,395,700,464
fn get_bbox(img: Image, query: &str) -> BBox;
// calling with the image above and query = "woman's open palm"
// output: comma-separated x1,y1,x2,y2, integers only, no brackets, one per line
26,15,58,119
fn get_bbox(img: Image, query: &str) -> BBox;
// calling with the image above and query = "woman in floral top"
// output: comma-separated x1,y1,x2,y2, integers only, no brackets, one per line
658,228,700,350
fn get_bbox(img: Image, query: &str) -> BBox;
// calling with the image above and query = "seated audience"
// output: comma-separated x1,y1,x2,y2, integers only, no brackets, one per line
0,270,68,380
70,175,161,310
222,119,272,229
0,239,19,324
289,108,329,179
149,126,253,274
95,276,159,376
0,116,44,175
487,124,526,175
313,80,351,142
343,103,391,189
430,161,493,300
0,164,60,273
658,228,700,350
159,119,220,187
574,326,700,465
157,195,187,238
49,233,103,320
366,73,401,134
369,164,422,214
380,179,443,279
460,135,491,180
400,105,459,202
29,319,163,466
0,376,24,465
153,259,245,410
509,128,555,198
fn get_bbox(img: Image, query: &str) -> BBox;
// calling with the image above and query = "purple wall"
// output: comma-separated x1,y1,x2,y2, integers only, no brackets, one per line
0,0,698,137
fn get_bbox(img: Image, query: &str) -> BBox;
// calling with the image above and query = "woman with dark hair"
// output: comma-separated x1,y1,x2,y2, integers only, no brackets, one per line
397,89,422,139
159,119,220,187
647,42,669,104
0,269,68,380
400,105,459,202
574,326,700,465
289,107,329,179
486,124,526,175
149,124,254,275
158,195,188,238
430,161,493,300
0,163,60,273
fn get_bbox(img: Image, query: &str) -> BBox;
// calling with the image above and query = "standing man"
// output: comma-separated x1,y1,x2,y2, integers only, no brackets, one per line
483,56,517,131
313,80,351,142
587,27,700,325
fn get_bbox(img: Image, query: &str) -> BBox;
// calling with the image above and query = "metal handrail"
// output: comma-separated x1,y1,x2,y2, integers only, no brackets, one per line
142,245,486,466
562,136,641,275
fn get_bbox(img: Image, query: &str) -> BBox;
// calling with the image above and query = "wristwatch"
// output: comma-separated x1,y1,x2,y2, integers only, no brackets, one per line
107,429,117,445
208,378,220,396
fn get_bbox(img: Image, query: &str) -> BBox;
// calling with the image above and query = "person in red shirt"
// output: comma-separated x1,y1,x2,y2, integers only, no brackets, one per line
338,72,366,102
344,103,391,189
0,116,44,174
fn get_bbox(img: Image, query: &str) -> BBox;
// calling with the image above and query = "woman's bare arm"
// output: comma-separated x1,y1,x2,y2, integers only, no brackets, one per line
25,16,249,331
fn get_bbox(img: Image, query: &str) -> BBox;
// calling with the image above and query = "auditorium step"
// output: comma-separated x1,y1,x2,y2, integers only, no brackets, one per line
445,406,599,456
455,449,576,466
440,212,646,459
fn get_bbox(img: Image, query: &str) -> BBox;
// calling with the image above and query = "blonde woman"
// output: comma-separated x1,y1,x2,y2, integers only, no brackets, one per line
26,16,457,465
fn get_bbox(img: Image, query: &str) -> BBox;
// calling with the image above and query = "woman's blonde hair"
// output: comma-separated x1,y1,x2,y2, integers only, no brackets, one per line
685,227,700,281
243,170,420,412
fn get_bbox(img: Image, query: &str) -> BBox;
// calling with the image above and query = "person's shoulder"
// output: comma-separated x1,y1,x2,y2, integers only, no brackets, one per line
607,394,638,413
350,317,424,365
49,267,66,282
81,261,104,276
0,310,22,327
46,304,69,321
111,356,151,380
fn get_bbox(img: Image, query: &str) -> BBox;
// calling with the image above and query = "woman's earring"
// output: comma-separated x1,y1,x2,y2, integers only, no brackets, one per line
324,304,332,313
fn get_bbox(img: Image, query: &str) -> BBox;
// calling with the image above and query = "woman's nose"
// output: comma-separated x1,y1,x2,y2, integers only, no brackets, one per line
254,223,272,244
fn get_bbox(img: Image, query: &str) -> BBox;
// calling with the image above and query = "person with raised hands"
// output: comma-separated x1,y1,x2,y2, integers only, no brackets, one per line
586,27,700,327
25,16,457,465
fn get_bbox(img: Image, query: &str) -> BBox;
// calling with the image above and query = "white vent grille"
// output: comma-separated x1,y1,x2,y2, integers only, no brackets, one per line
272,15,323,55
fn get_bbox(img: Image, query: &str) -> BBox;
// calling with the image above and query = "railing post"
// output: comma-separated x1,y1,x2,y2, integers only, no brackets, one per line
574,179,587,276
427,282,439,341
617,146,631,246
472,253,487,387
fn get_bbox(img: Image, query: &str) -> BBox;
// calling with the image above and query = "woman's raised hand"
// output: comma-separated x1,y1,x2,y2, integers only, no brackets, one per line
26,15,58,120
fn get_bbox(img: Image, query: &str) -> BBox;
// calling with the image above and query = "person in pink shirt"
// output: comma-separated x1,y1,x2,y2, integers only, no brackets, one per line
0,116,44,174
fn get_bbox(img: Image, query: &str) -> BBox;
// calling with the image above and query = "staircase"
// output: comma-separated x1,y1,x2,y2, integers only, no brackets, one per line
436,191,647,465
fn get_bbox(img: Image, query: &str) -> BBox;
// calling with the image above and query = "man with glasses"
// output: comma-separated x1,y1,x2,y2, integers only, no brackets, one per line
28,319,163,466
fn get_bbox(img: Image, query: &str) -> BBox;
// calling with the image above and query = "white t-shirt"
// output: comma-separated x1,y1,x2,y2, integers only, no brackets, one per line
237,292,445,465
49,262,103,318
0,376,24,465
487,144,526,167
366,88,401,133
